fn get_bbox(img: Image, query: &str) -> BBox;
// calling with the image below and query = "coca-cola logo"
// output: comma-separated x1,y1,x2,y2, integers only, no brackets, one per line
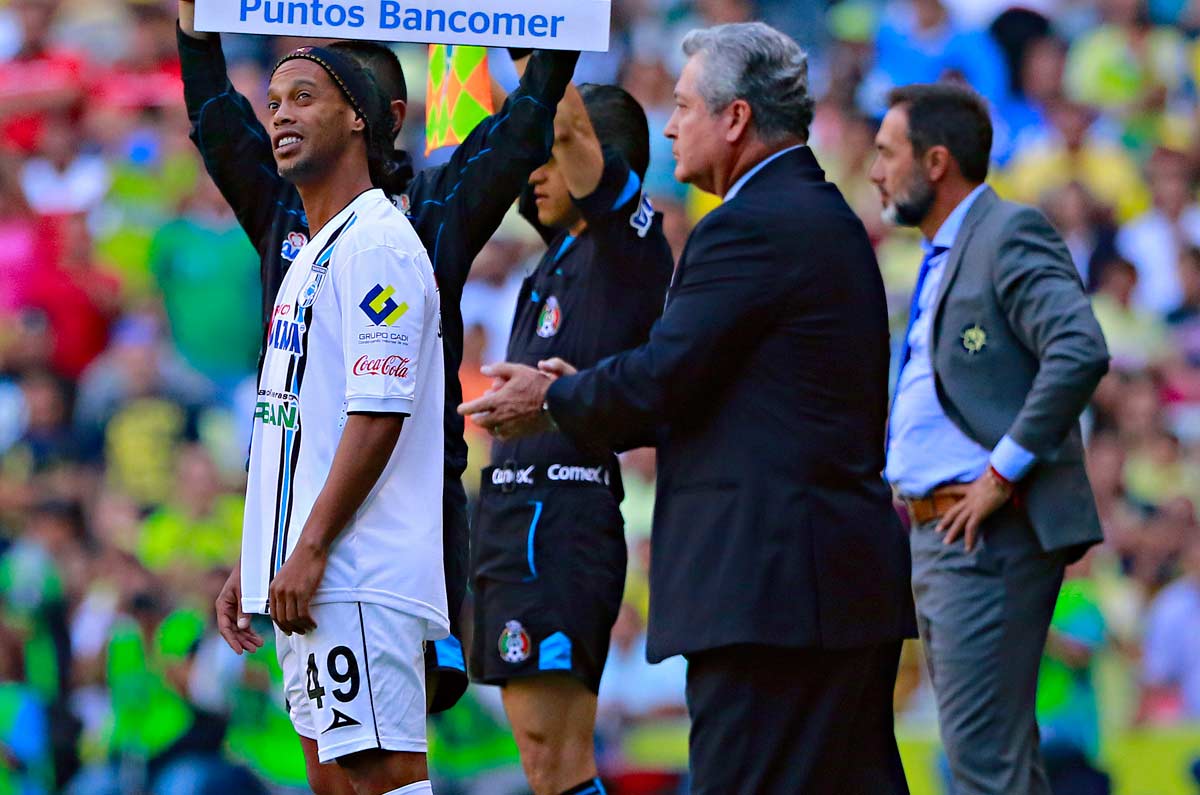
353,354,411,378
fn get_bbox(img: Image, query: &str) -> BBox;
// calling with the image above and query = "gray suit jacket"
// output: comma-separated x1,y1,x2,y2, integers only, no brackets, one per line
930,186,1109,553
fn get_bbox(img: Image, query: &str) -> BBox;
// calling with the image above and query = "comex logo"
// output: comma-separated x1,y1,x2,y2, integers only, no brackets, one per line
492,466,535,486
359,284,409,326
547,464,608,485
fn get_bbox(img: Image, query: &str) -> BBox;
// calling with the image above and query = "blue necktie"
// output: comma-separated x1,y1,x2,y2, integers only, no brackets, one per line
895,244,949,383
888,244,949,449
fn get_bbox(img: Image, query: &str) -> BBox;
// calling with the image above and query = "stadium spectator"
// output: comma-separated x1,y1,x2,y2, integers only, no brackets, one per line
136,444,241,590
0,154,50,315
1115,147,1200,314
863,0,1010,115
1089,256,1171,371
25,213,121,380
1037,556,1109,760
1141,535,1200,721
596,604,687,736
1064,0,1190,150
147,171,260,393
0,0,87,155
1001,99,1150,223
19,109,110,215
1039,181,1118,288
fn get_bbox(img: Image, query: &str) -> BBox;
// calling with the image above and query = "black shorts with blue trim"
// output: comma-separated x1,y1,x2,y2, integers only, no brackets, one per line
470,464,626,693
426,471,470,714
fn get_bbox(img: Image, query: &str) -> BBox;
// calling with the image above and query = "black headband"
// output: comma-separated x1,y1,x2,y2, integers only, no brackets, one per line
272,45,378,127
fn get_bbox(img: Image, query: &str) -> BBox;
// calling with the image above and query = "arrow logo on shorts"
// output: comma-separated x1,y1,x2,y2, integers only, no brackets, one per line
322,708,362,733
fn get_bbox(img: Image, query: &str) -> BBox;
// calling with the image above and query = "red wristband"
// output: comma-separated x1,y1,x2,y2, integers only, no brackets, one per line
988,464,1014,488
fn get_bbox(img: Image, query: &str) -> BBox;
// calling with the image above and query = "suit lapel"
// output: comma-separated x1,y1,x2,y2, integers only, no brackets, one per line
930,187,997,336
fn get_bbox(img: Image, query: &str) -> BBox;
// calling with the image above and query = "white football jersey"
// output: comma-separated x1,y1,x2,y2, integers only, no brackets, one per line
241,189,447,639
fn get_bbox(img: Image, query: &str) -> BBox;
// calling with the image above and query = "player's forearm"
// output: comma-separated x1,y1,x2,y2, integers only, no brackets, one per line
557,85,604,200
178,0,209,39
294,413,405,554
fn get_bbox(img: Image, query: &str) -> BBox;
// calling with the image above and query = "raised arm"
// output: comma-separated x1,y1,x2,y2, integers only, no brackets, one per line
550,84,604,200
408,49,579,291
177,0,296,257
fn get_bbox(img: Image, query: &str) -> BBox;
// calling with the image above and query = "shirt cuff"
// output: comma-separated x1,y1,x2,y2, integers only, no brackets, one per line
346,396,413,416
990,435,1037,483
544,377,574,422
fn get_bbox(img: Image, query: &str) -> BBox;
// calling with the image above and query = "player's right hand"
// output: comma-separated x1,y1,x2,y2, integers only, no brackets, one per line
216,567,264,655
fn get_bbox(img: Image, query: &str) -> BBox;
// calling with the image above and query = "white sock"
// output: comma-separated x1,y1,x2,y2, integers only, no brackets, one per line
383,782,433,795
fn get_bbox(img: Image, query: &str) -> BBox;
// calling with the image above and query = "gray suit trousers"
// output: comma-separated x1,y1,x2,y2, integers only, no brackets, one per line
911,505,1069,795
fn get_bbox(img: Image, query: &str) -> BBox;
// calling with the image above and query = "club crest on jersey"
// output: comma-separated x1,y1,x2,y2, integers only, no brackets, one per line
499,620,531,663
394,193,412,216
360,284,410,326
630,194,655,239
299,264,329,308
281,231,308,262
536,296,562,338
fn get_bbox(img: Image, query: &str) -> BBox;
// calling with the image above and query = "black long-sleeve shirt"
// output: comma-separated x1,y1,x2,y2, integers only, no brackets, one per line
178,29,578,478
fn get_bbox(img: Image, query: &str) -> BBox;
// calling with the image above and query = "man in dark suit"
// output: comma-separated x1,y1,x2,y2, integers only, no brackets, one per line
870,83,1109,795
461,22,914,795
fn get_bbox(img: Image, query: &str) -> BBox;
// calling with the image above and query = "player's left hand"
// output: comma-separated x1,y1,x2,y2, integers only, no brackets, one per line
269,540,328,635
459,362,553,439
937,468,1013,552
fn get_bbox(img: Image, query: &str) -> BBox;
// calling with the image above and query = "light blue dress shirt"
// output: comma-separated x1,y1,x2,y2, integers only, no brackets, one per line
724,145,805,201
885,184,1035,496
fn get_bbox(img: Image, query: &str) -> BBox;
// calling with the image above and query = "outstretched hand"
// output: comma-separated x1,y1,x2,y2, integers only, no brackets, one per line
459,362,558,440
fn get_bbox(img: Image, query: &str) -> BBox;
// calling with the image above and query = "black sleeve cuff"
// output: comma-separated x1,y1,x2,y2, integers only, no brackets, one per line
545,375,574,425
517,49,579,109
177,24,232,110
572,147,638,221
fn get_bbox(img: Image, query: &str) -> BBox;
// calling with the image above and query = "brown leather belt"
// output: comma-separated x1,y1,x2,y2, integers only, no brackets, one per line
902,485,969,525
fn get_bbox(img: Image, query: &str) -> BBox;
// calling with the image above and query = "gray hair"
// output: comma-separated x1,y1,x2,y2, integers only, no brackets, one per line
681,22,814,143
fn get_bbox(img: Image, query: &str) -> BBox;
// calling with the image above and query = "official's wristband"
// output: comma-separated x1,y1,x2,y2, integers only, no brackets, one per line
988,464,1013,489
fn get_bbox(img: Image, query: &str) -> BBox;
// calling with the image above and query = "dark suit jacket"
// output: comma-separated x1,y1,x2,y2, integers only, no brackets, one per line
930,187,1109,553
546,147,917,662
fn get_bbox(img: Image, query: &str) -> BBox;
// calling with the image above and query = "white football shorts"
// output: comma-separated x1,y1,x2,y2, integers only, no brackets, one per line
276,601,428,763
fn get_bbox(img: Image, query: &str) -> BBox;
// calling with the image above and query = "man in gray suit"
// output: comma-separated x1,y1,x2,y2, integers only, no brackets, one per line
870,83,1109,795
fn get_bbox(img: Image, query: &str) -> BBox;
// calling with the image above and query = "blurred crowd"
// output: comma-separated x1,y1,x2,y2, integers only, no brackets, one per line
2,0,1200,792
